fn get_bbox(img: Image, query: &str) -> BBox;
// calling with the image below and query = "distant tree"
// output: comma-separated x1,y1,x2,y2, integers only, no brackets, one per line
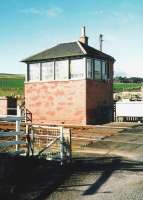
128,77,143,83
114,76,143,83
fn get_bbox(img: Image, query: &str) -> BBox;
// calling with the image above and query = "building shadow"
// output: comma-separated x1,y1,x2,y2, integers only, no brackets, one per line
1,155,143,200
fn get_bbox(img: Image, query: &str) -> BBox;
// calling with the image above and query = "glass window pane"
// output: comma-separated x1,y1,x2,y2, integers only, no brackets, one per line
87,59,93,79
42,62,54,80
102,61,107,80
55,60,68,80
70,59,85,79
106,62,110,79
29,63,40,81
94,60,101,80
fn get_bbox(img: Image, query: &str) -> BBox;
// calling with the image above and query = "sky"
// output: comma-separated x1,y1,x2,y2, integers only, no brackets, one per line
0,0,143,77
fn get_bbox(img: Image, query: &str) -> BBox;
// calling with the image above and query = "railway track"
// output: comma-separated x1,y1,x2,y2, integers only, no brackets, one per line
0,121,138,136
0,121,140,154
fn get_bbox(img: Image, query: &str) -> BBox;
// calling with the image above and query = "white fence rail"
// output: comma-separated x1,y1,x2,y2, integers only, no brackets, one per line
0,140,25,148
0,116,24,121
0,105,26,154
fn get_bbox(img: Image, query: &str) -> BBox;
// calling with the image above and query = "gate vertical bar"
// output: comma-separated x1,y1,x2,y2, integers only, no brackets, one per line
31,127,34,155
60,126,64,165
16,105,21,151
26,124,29,156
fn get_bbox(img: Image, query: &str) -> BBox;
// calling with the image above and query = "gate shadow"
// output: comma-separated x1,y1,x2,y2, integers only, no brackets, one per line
1,155,143,200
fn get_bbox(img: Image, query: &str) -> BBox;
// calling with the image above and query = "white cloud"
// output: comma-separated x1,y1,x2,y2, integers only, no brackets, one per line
19,7,63,17
90,10,104,15
46,7,63,17
20,8,43,15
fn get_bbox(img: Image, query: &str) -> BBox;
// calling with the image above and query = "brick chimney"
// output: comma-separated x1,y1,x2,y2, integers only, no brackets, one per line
79,26,88,45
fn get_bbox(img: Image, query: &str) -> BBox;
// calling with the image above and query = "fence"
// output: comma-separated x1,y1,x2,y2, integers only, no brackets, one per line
0,105,72,164
0,107,26,155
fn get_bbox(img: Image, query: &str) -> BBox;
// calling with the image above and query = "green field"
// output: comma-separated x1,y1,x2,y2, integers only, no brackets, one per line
0,73,142,96
0,74,25,96
113,82,142,92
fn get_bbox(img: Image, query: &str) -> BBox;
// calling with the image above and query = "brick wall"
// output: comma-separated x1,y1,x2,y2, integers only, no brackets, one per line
86,79,113,124
0,97,7,115
25,80,86,125
86,62,114,124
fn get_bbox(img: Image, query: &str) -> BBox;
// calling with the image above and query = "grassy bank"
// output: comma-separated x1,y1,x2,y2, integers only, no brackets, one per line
113,82,142,92
0,74,24,96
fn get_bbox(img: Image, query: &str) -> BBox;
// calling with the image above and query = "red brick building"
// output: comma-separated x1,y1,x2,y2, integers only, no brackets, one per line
0,97,17,115
22,27,115,125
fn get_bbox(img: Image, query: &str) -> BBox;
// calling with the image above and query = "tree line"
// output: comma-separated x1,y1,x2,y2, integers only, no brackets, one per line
114,76,143,83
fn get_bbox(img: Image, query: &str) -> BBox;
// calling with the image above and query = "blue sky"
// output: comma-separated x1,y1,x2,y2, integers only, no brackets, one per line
0,0,143,77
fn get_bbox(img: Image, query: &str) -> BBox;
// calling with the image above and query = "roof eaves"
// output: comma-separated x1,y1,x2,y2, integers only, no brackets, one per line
77,41,87,55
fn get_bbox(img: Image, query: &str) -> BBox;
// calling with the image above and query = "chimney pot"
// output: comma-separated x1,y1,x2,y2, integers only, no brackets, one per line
81,26,86,37
79,26,88,45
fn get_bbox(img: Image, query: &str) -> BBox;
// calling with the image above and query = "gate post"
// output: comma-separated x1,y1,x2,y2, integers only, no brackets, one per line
60,126,64,165
63,128,72,163
26,124,34,156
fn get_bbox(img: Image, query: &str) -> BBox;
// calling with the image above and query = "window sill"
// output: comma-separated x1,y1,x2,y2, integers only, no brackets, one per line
25,78,86,84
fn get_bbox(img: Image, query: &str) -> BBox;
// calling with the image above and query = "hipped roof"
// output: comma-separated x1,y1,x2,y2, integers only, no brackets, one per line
22,41,115,63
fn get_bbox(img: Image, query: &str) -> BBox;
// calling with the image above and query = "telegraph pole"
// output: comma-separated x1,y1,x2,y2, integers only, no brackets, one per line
99,34,103,52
